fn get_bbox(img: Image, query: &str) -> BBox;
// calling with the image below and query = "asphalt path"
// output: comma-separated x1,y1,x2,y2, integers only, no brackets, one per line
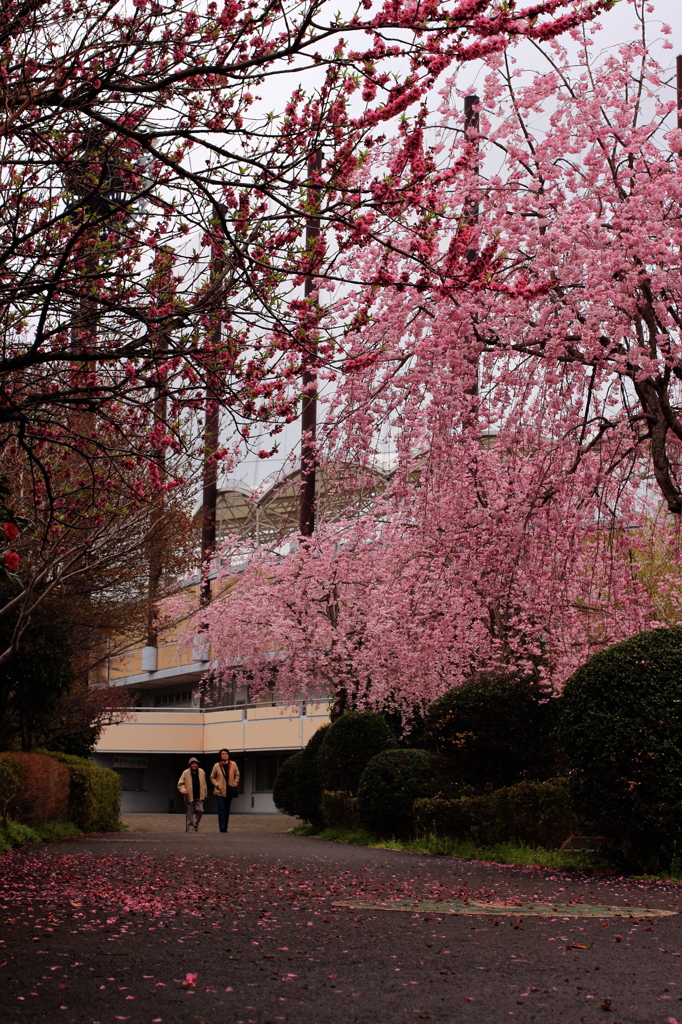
1,820,682,1024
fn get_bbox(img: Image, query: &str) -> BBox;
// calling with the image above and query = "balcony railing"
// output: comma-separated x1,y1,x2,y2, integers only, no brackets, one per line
97,699,330,754
130,699,328,715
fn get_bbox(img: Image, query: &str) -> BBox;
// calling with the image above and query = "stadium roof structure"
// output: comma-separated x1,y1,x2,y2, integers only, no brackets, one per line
213,461,392,545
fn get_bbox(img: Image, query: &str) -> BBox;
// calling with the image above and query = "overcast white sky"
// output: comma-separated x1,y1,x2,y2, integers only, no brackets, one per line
224,0,682,495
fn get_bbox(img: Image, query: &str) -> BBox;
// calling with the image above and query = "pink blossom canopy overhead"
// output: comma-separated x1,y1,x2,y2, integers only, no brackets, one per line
180,5,682,713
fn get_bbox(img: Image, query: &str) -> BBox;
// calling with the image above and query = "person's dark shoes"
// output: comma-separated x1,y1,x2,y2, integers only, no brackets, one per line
219,828,227,833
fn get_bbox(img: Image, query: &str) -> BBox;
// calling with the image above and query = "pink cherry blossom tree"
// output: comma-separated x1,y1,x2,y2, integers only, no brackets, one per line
191,10,682,716
2,0,607,649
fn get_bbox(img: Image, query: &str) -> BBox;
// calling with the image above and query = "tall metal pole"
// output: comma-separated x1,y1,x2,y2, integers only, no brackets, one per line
464,95,480,405
463,94,480,265
299,149,322,538
200,230,224,606
146,337,170,645
146,249,175,646
199,386,219,606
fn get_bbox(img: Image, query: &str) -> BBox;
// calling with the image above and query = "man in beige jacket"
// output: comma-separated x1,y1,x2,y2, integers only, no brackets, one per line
177,756,207,832
210,748,240,833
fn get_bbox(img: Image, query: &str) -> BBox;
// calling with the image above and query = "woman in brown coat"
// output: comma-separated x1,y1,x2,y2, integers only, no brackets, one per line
210,748,240,833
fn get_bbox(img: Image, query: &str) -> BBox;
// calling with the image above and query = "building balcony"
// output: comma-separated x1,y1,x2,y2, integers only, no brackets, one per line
97,700,330,756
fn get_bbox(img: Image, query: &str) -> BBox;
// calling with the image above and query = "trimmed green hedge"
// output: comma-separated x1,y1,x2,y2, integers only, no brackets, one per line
321,791,360,831
272,727,330,824
356,748,438,839
561,626,682,869
273,751,302,818
318,712,396,795
297,725,329,826
48,753,121,831
425,672,559,790
413,779,576,850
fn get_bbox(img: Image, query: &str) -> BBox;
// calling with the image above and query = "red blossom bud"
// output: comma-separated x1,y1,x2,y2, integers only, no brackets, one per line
4,551,19,572
2,522,19,541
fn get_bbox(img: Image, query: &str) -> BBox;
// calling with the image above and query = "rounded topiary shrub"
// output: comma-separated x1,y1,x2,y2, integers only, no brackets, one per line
48,753,120,831
425,672,559,790
273,751,302,818
318,711,396,795
561,627,682,870
297,724,329,826
356,748,438,839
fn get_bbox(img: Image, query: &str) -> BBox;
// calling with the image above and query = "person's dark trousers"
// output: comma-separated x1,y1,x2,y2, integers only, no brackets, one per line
217,795,233,832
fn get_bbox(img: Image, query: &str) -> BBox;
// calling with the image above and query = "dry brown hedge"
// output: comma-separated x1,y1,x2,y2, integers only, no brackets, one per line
0,752,70,824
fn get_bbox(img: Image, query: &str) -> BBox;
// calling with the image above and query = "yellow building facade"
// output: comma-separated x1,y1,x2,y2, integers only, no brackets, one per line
94,471,386,815
94,598,330,815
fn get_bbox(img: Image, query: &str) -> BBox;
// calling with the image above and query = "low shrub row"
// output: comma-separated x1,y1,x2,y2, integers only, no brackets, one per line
0,820,42,852
357,748,437,839
0,750,120,833
313,777,577,850
413,779,577,850
275,627,682,868
321,791,359,831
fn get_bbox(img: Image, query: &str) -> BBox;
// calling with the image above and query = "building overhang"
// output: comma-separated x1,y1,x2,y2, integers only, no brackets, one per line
106,660,209,690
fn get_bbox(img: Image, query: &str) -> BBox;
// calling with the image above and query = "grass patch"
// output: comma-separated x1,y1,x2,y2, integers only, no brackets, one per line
402,834,610,872
0,820,41,849
34,820,82,842
295,824,379,846
0,819,85,850
295,825,610,873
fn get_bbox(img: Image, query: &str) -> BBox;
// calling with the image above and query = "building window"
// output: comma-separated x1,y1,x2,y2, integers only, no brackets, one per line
154,690,192,706
115,767,146,792
253,754,289,793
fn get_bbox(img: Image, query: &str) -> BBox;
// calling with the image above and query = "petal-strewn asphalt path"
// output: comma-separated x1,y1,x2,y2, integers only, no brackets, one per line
1,813,682,1024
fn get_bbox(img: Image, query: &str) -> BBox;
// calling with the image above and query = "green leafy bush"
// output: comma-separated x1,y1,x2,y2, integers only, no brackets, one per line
297,724,329,826
425,672,559,790
0,819,41,848
380,706,428,749
273,751,302,818
413,779,577,850
356,748,438,839
272,726,330,825
48,753,121,831
321,791,360,831
318,712,396,795
0,751,70,824
414,795,476,842
561,626,682,869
